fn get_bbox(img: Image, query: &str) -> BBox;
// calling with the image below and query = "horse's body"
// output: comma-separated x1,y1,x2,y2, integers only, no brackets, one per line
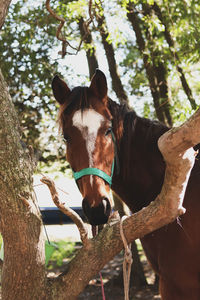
52,70,200,299
111,104,200,299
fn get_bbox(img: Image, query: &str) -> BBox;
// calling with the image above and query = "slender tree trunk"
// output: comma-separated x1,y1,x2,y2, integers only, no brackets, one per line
95,4,129,105
126,2,172,126
78,17,99,79
142,2,172,126
151,2,197,110
153,60,172,126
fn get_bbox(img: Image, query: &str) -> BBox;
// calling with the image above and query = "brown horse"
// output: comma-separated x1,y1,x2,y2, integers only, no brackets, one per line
52,69,200,300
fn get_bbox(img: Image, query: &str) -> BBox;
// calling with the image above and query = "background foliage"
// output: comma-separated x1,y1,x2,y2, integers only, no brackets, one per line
0,0,199,169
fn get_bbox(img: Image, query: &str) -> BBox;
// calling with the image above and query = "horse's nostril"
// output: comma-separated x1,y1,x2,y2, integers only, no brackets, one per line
82,197,111,225
102,197,111,217
82,197,90,216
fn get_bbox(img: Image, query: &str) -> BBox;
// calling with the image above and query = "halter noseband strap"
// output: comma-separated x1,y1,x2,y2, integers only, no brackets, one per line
72,130,118,186
73,161,114,186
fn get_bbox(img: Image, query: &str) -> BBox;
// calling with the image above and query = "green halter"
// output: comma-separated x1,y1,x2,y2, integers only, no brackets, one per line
72,131,118,186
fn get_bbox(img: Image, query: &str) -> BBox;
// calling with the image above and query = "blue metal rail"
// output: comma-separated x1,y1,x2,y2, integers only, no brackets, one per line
40,207,84,225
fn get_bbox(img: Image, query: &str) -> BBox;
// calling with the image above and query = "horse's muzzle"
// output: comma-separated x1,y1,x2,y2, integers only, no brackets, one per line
82,197,111,225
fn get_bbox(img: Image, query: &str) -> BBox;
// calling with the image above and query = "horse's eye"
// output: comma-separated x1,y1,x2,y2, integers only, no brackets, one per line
105,127,112,136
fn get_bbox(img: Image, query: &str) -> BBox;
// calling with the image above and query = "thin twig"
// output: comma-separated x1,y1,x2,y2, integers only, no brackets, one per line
45,0,69,57
45,0,94,57
57,186,69,195
40,176,88,245
34,183,69,195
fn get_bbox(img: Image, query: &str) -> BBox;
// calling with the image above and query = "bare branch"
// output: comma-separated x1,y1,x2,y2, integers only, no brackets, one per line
45,0,94,57
40,176,88,245
46,0,73,57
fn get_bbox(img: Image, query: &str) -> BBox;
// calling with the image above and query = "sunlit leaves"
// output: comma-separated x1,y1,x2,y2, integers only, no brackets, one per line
0,0,60,154
1,0,200,165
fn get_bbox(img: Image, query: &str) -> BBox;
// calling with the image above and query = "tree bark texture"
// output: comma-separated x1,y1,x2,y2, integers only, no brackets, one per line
78,17,99,79
0,70,46,300
0,0,11,29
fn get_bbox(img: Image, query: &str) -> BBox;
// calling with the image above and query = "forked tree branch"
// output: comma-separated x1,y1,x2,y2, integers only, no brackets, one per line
40,176,88,245
47,108,200,299
45,0,94,57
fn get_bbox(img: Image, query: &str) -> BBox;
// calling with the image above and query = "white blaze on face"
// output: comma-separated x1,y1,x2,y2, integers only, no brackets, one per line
72,109,104,185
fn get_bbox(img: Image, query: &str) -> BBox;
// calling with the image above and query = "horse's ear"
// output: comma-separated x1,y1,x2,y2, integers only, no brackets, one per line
52,75,71,105
89,69,108,102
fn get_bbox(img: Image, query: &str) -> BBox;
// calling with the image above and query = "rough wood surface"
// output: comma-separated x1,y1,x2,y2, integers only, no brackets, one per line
0,70,46,300
0,0,11,29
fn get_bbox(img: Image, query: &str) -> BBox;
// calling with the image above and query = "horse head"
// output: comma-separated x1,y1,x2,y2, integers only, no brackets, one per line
52,70,115,225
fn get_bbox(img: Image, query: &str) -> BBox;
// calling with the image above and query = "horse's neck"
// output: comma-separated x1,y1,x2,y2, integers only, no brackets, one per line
112,106,168,212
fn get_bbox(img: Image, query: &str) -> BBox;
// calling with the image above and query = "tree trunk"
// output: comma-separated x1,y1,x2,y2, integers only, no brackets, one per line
78,17,99,79
126,2,172,126
151,2,197,110
152,56,172,126
0,0,11,29
95,4,129,105
142,2,172,126
0,70,46,299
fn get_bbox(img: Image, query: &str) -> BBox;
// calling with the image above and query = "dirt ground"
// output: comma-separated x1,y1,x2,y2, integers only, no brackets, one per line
47,250,161,300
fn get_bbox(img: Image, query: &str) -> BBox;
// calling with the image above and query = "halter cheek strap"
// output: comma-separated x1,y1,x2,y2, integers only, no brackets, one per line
72,130,118,186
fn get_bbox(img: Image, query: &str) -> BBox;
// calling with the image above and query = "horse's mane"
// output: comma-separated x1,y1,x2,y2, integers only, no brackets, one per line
108,99,169,180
